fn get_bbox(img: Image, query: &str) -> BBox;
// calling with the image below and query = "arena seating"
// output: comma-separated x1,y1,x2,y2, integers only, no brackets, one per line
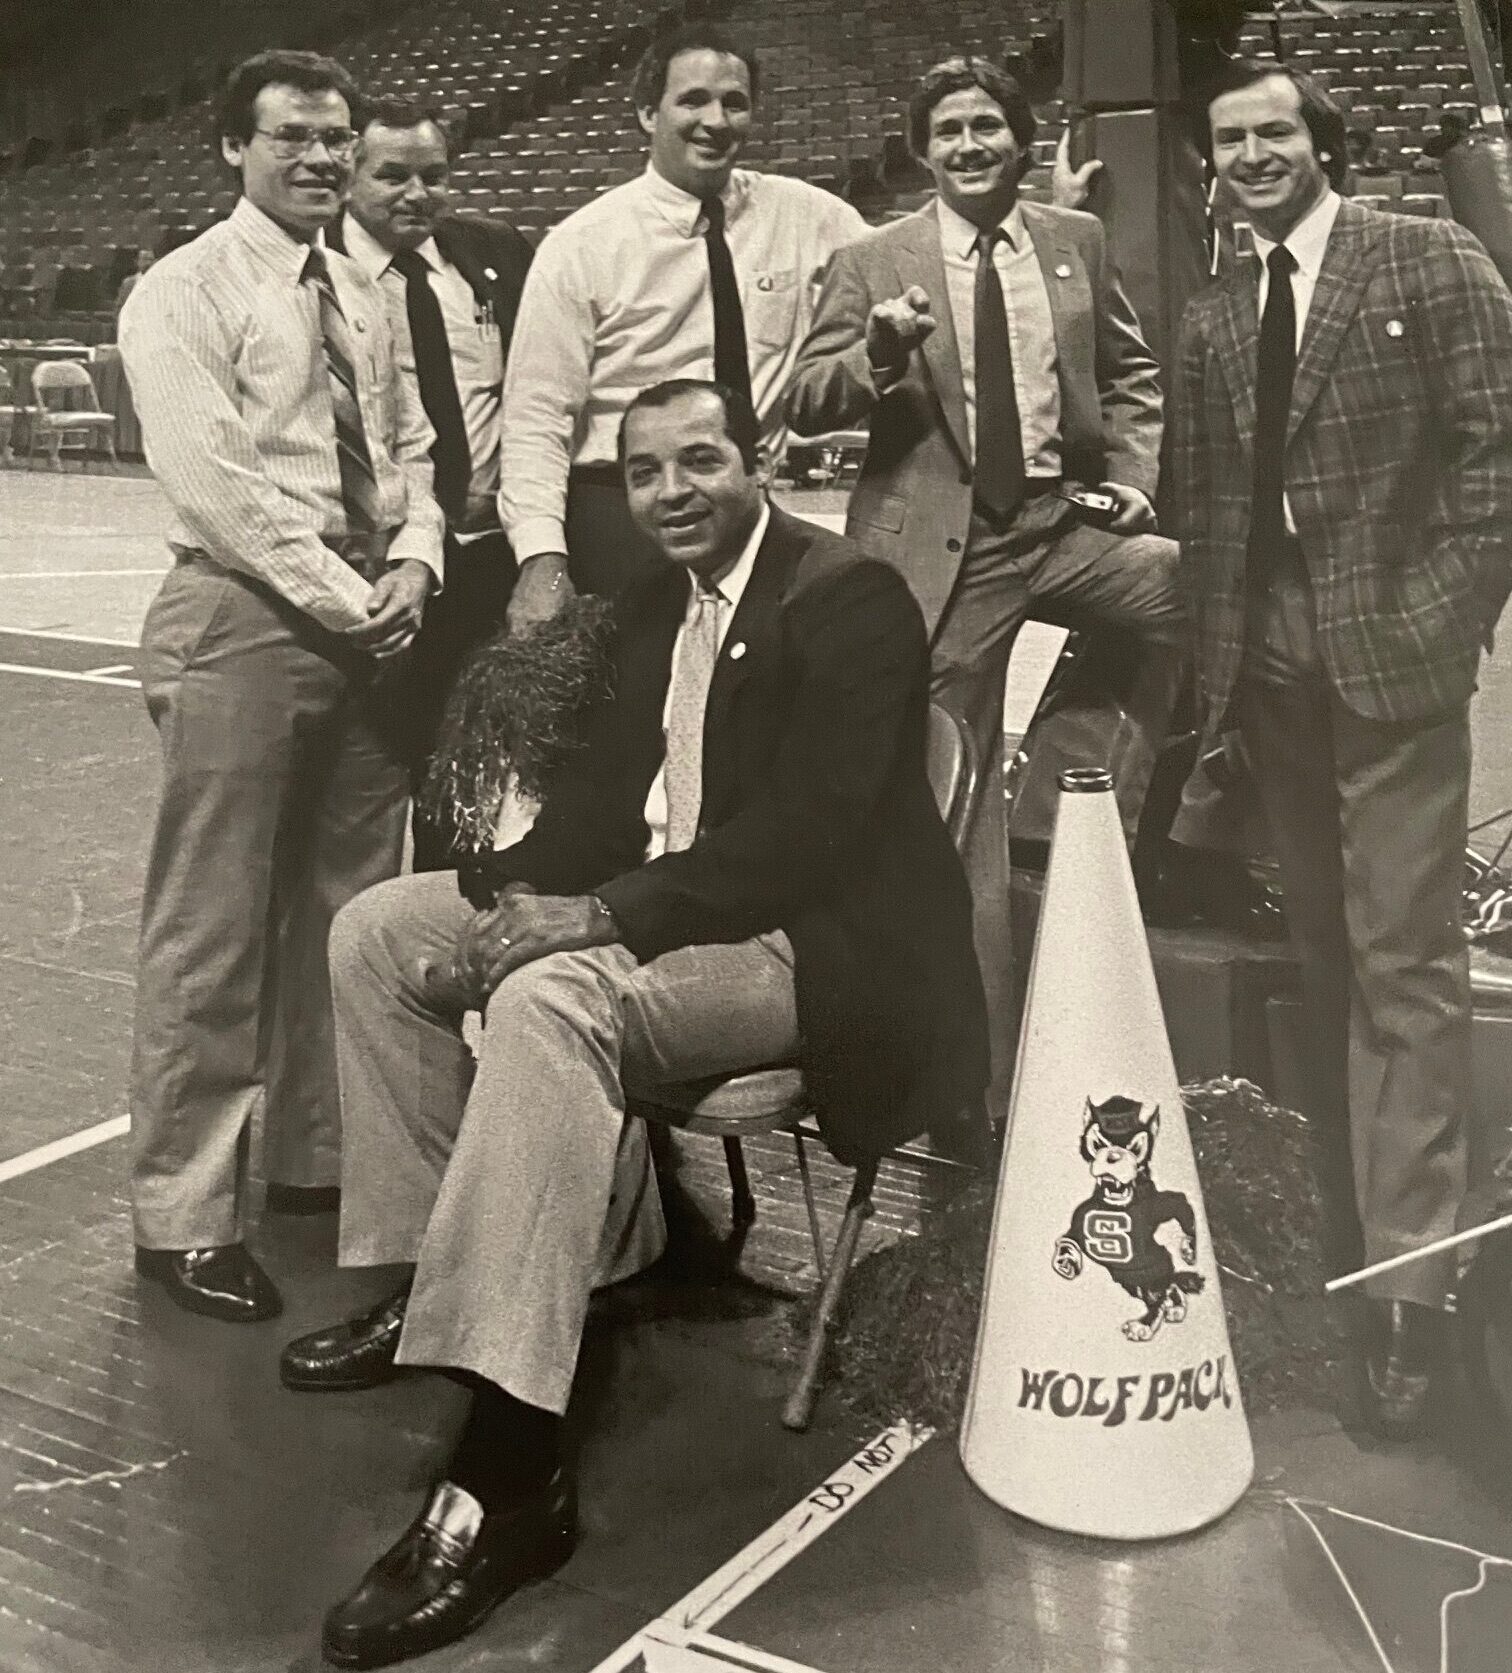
0,2,1486,338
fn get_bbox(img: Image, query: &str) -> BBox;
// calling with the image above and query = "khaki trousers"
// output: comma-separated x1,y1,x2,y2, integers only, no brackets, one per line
131,559,408,1247
329,872,800,1414
1238,574,1470,1306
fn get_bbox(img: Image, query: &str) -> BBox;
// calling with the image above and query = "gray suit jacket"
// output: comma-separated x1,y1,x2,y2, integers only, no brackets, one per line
786,199,1163,636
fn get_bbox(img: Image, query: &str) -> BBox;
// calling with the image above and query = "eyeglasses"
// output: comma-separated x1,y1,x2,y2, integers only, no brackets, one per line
254,124,359,158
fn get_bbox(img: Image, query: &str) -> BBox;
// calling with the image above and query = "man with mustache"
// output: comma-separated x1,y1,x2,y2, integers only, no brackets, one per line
497,20,866,628
1173,60,1512,1439
279,379,985,1667
788,56,1187,1126
119,50,443,1321
329,97,534,869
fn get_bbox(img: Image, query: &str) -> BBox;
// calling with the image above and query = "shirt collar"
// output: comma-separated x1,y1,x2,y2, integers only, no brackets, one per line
938,195,1029,261
690,498,769,612
340,216,447,282
641,160,749,237
1251,188,1342,283
229,196,325,284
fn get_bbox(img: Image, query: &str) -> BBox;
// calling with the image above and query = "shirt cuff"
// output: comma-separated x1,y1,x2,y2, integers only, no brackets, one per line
387,526,445,589
508,516,569,563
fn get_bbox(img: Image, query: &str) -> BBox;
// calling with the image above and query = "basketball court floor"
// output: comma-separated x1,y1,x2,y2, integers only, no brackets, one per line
2,464,1511,1673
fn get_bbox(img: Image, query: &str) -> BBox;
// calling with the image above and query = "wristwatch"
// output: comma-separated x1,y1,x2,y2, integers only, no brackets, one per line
589,894,621,938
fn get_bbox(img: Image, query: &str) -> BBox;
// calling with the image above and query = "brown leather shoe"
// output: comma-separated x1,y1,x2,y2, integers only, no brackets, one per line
321,1472,576,1668
1364,1298,1447,1441
280,1286,410,1392
134,1244,283,1323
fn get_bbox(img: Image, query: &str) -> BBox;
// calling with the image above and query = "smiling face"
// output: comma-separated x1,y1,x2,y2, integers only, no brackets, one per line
622,389,765,579
638,48,753,199
1209,73,1330,243
347,119,450,251
924,85,1025,228
222,82,352,240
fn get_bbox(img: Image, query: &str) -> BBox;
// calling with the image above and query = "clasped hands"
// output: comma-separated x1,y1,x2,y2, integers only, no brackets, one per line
422,883,620,1010
345,558,434,660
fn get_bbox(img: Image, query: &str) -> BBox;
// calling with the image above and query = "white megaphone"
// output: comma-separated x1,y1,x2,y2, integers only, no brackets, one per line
959,767,1254,1539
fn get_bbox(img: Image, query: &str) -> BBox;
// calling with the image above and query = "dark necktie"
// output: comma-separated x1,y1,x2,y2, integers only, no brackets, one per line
390,247,471,524
702,195,751,403
1248,243,1298,569
973,227,1026,522
302,246,383,536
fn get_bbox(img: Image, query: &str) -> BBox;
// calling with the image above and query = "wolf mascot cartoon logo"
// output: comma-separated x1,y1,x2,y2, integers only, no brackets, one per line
1052,1095,1206,1341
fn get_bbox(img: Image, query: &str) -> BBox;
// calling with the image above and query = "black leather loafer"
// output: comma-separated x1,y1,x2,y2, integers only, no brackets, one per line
134,1244,283,1323
1365,1298,1446,1441
321,1472,576,1669
280,1286,410,1392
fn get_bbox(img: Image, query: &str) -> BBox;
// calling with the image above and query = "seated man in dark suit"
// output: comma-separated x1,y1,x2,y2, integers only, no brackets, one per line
281,378,987,1669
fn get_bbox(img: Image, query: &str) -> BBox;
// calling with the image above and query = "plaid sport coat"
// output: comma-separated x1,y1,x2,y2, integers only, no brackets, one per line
1171,197,1512,726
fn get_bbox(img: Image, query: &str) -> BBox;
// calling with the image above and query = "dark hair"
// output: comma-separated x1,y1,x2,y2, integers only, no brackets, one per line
1198,58,1349,189
908,56,1037,159
351,93,449,150
617,379,761,473
630,22,761,112
216,49,358,145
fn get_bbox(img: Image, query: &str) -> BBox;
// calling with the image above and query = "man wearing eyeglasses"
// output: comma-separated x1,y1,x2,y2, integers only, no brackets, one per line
119,49,444,1324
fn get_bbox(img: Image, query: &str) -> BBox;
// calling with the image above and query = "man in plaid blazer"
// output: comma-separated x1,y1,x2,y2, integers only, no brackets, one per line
1173,60,1512,1439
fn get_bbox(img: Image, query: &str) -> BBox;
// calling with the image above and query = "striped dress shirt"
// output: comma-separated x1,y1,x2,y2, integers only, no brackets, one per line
119,197,444,633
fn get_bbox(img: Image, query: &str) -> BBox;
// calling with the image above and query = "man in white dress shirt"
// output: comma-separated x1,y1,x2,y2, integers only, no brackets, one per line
498,19,865,628
119,50,443,1321
331,97,534,868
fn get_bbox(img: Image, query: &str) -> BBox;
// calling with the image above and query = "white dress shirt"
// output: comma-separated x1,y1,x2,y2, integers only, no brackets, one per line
937,197,1062,478
119,197,443,632
642,499,769,859
342,214,505,524
1251,189,1342,534
499,165,866,561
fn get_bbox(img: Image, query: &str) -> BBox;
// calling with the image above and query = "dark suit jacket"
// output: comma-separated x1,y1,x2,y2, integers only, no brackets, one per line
787,199,1164,636
1172,198,1512,727
461,507,989,1163
329,211,534,366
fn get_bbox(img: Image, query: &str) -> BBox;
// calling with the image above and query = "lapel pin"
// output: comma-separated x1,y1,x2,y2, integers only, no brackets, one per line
1055,262,1073,279
729,641,747,661
1385,318,1405,338
483,266,499,283
757,274,774,292
353,317,366,333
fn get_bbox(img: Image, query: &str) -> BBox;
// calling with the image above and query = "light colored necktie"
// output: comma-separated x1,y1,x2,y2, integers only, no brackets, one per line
663,586,723,853
302,245,384,536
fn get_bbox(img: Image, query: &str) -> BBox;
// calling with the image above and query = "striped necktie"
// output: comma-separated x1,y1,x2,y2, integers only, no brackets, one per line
663,585,723,853
302,245,384,536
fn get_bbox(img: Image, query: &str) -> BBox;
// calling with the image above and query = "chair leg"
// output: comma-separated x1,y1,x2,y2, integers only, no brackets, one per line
782,1156,879,1432
722,1136,756,1229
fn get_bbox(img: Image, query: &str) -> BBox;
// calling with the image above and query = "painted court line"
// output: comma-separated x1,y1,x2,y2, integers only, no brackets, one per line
0,627,140,649
0,1116,130,1187
590,1423,932,1673
0,661,140,690
0,568,164,580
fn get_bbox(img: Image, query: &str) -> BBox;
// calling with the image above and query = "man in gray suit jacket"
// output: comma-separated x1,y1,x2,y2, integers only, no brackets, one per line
788,56,1187,1121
